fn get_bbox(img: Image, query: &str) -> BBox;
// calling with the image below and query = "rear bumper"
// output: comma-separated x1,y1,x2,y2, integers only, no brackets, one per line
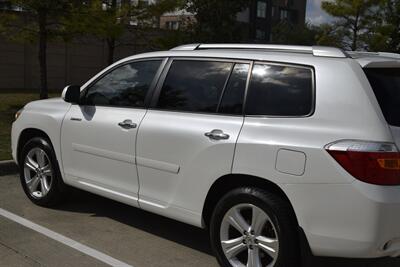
283,180,400,258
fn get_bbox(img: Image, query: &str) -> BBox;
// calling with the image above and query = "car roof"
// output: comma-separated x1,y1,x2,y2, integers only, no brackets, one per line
114,44,400,69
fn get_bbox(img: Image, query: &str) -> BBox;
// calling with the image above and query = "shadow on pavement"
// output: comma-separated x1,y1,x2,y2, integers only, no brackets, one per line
54,187,399,267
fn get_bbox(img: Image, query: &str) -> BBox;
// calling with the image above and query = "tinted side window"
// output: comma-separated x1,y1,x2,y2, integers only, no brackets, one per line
85,60,161,107
157,60,233,113
245,64,313,116
218,63,250,115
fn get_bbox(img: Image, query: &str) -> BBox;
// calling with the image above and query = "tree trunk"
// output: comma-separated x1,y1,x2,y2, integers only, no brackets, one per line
351,28,358,51
38,11,48,99
106,0,118,66
106,38,115,66
351,9,360,51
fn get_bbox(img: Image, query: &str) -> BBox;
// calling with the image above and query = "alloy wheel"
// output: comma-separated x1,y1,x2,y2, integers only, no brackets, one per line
23,147,53,198
220,203,279,267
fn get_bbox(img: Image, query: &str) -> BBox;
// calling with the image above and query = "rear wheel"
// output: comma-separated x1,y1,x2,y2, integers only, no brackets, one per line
19,137,67,206
210,187,300,267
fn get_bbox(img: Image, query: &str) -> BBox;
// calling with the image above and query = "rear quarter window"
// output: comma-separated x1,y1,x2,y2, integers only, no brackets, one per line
245,63,314,116
364,68,400,127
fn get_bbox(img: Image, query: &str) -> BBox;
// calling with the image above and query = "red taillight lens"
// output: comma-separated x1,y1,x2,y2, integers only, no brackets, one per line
326,141,400,185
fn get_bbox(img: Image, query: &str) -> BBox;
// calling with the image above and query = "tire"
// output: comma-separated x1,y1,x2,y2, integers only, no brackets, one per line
19,137,67,207
210,187,300,267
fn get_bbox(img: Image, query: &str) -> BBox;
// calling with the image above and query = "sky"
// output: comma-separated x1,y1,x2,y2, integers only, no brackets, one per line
306,0,334,25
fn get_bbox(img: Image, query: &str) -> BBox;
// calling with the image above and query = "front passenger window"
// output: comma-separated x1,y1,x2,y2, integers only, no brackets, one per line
85,60,162,107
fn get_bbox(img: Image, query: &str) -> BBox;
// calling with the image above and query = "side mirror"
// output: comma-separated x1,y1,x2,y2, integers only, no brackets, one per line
62,85,81,104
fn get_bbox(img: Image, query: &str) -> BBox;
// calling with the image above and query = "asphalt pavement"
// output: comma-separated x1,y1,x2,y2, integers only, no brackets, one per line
0,174,399,267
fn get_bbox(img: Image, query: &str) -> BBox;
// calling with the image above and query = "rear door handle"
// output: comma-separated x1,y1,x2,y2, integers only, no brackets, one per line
118,119,137,129
205,129,230,140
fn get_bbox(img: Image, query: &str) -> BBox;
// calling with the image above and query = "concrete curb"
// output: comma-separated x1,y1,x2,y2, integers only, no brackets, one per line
0,160,18,176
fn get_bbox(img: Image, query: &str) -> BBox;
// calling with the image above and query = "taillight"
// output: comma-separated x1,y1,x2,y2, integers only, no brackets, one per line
325,140,400,185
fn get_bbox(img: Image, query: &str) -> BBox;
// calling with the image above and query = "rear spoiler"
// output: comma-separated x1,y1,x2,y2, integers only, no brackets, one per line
347,51,400,68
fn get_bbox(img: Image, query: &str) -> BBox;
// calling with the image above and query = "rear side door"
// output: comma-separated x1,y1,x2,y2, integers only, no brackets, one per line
61,59,164,203
136,59,250,224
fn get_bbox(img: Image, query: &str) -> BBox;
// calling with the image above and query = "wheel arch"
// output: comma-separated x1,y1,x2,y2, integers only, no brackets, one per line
17,128,53,165
202,174,299,229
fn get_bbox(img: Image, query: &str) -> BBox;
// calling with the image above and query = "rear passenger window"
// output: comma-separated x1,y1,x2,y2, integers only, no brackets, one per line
245,64,313,116
218,63,250,115
157,60,232,113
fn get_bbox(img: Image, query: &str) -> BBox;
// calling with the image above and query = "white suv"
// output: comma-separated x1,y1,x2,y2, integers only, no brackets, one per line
11,44,400,266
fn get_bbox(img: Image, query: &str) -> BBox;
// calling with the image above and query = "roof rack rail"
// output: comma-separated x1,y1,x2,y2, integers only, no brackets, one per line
346,51,400,59
171,43,348,58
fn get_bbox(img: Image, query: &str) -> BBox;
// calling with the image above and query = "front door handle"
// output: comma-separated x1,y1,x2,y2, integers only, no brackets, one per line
205,129,230,140
118,119,137,129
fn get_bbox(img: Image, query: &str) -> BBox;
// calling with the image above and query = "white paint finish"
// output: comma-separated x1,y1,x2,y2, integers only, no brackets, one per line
72,143,135,164
136,156,180,174
233,59,393,185
282,181,400,258
0,208,133,267
61,105,145,199
136,110,243,224
275,149,306,176
66,175,139,208
11,98,72,179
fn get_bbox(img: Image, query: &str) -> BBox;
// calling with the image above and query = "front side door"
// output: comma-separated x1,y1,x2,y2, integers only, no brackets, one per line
61,59,163,203
136,59,250,224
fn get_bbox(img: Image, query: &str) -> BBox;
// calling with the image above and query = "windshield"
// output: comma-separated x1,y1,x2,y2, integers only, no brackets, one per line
364,68,400,127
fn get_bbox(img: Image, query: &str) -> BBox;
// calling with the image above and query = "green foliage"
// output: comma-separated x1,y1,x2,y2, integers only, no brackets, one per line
0,0,76,99
321,0,380,50
271,21,347,49
0,0,73,42
154,28,194,50
69,0,179,64
185,0,249,42
272,21,318,46
314,23,347,48
365,0,400,53
67,0,128,41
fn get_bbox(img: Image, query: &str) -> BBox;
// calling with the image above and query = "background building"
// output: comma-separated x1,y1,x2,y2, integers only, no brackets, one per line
157,0,307,42
237,0,307,42
159,9,195,30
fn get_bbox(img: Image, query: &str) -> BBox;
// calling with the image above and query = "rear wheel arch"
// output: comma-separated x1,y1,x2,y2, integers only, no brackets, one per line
202,174,299,229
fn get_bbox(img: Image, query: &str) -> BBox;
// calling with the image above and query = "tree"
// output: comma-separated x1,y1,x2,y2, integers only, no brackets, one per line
322,0,380,51
314,23,347,48
271,21,347,49
272,21,318,46
71,0,179,66
185,0,249,42
366,0,400,53
0,0,74,99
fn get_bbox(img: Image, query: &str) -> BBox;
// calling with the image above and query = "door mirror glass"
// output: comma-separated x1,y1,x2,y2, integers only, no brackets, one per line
62,85,81,104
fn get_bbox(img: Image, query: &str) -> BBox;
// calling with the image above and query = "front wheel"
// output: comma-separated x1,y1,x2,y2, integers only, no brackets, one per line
210,187,300,267
19,137,67,207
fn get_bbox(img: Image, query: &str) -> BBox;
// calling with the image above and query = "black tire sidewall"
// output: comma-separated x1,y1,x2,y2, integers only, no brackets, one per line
210,187,300,267
19,137,65,206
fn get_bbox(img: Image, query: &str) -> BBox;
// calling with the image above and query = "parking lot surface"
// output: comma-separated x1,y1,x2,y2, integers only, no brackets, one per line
1,174,399,267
